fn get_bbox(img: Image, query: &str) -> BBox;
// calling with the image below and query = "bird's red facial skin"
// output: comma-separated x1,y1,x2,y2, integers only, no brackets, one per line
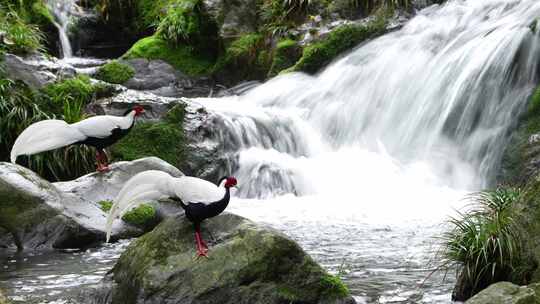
133,106,145,116
225,177,237,188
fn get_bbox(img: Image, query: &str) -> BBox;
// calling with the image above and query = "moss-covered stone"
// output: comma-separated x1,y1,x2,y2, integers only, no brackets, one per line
213,33,272,84
290,18,387,74
123,36,215,76
101,213,354,304
268,38,302,77
95,60,135,84
110,104,186,169
499,86,540,185
465,282,539,304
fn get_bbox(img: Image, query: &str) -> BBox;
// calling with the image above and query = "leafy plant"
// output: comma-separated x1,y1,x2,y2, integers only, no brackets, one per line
0,7,44,54
438,187,527,301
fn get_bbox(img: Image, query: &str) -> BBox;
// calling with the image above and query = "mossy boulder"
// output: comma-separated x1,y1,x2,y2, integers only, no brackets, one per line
99,200,158,228
0,157,182,251
94,213,355,304
110,105,186,169
465,282,540,304
95,60,135,85
268,39,302,77
123,36,215,76
499,86,540,185
290,20,387,74
213,33,271,85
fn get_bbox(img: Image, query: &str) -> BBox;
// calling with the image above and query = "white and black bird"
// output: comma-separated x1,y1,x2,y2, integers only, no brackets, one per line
10,106,145,172
105,170,238,257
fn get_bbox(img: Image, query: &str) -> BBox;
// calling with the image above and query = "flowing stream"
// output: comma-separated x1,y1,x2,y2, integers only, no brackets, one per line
3,0,540,303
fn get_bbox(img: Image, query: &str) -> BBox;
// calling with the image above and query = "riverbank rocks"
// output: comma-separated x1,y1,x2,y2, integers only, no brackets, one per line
0,157,183,251
91,213,355,304
121,58,216,98
465,282,540,304
1,53,76,89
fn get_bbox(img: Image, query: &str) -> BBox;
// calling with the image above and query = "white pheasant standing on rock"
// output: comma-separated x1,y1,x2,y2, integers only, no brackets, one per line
105,170,238,257
10,106,145,172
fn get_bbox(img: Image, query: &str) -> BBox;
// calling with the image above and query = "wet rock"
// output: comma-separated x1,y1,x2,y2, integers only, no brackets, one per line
1,53,76,89
465,282,540,304
0,157,182,251
204,0,259,38
120,58,216,97
90,213,355,304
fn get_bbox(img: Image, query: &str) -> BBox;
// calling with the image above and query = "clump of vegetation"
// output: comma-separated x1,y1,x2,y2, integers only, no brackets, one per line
156,0,218,47
95,60,135,84
99,200,157,227
291,16,387,74
439,188,527,301
99,200,113,212
123,36,215,76
111,104,186,168
268,39,302,77
0,8,44,54
319,274,350,299
213,33,272,83
122,204,157,226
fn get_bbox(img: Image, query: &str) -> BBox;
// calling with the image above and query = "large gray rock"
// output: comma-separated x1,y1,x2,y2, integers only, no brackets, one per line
117,58,217,98
0,157,183,251
465,282,540,304
89,213,355,304
204,0,258,38
1,53,76,89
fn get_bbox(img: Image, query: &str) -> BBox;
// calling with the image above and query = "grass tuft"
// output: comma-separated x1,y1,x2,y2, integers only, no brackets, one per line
438,187,527,300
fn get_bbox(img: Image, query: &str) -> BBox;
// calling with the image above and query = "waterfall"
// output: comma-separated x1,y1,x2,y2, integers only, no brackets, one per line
199,1,540,300
198,0,540,198
47,0,75,58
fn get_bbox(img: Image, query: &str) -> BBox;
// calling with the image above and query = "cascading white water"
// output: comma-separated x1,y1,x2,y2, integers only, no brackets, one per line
193,0,540,302
47,0,75,58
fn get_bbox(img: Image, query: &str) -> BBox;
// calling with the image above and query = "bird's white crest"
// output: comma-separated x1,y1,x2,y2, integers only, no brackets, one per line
10,120,86,163
10,112,137,163
104,170,227,242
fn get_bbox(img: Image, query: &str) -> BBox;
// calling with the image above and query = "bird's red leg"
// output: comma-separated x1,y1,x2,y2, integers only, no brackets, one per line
96,150,110,172
100,150,110,171
194,224,208,257
95,150,104,172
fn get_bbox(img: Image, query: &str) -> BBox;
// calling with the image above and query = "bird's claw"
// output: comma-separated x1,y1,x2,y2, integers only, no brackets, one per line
96,165,110,172
196,249,209,258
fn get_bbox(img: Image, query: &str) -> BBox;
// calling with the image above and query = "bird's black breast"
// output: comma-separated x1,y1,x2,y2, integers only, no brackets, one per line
178,189,230,224
78,126,132,150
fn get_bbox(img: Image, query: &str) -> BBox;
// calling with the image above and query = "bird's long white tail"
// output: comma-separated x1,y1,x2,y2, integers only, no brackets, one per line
10,120,86,163
105,170,177,242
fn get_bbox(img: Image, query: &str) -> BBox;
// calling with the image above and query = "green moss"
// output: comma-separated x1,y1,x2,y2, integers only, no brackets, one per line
123,36,215,76
99,200,113,212
95,60,135,84
122,204,156,226
499,85,540,185
319,273,350,299
291,18,387,74
268,39,302,77
213,33,271,83
111,105,186,168
99,200,156,226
